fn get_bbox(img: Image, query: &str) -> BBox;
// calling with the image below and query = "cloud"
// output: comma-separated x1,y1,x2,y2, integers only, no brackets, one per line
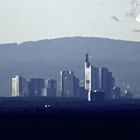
136,14,140,23
127,0,140,18
111,16,119,22
99,2,104,6
133,29,140,32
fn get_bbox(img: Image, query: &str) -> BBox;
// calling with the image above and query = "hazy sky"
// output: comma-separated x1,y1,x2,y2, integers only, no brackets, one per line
0,0,140,43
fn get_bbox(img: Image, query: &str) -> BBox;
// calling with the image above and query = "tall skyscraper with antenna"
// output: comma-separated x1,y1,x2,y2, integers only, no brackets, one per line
84,53,93,101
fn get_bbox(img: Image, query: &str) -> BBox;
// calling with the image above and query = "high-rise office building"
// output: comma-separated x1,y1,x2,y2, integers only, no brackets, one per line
107,72,114,99
60,71,79,97
28,79,44,97
101,67,108,94
47,79,57,97
84,53,93,101
93,67,100,91
12,75,28,97
99,67,114,100
73,76,80,97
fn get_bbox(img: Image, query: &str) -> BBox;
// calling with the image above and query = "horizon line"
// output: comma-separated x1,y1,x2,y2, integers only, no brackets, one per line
0,36,140,45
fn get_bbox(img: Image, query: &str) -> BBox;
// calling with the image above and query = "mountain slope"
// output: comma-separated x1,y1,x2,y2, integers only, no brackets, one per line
0,37,140,97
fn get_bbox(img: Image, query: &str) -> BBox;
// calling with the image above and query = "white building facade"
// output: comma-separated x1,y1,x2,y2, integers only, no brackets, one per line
85,54,93,101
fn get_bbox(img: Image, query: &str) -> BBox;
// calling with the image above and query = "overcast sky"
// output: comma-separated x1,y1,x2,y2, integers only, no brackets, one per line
0,0,140,43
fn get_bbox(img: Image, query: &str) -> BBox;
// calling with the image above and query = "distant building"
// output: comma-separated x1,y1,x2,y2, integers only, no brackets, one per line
47,79,57,97
93,67,100,91
107,72,114,99
60,71,80,97
91,90,105,103
85,53,93,101
100,67,108,95
113,86,121,99
42,87,47,97
99,67,114,100
84,54,115,101
28,79,44,97
124,90,133,99
12,75,28,97
79,87,88,98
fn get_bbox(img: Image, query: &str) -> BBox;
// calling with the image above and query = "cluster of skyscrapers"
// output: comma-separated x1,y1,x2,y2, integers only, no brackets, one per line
12,54,129,101
84,54,115,101
12,76,57,97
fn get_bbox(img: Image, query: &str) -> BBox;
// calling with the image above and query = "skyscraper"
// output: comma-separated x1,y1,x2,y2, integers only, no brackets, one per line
47,79,57,97
28,79,44,97
73,76,80,97
107,72,114,99
101,67,108,95
99,67,114,100
12,75,28,97
84,53,93,101
60,71,79,97
93,67,99,91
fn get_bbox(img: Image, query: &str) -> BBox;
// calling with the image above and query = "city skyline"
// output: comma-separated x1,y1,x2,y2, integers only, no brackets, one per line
11,53,132,101
0,0,139,139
